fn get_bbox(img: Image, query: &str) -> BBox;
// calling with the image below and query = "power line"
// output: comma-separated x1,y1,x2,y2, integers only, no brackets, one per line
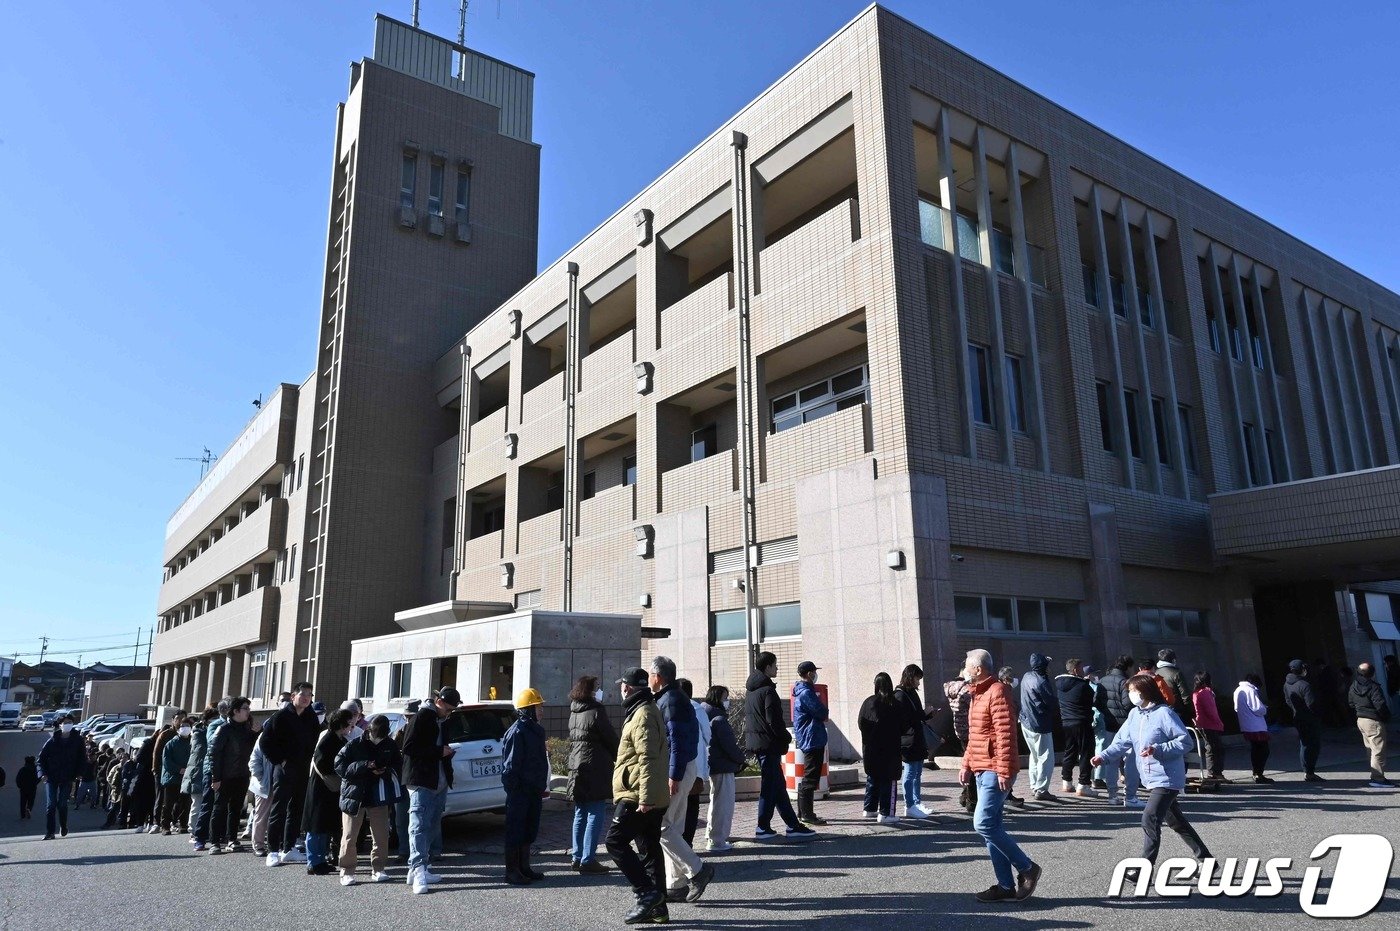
11,643,142,660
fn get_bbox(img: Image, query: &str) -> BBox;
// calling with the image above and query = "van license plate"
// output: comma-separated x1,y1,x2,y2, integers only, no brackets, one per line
470,759,504,779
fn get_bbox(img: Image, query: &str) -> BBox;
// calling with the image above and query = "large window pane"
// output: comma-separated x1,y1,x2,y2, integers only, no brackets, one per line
918,199,946,250
1015,599,1044,632
761,603,801,639
1162,608,1184,638
1184,609,1207,638
1043,601,1080,634
985,597,1013,632
711,610,746,643
968,344,993,426
1138,608,1161,639
954,596,984,631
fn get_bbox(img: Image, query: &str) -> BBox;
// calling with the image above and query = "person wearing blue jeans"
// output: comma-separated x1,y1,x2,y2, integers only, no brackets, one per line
401,686,461,893
960,648,1041,903
37,715,88,840
44,781,74,839
895,665,934,819
408,784,447,872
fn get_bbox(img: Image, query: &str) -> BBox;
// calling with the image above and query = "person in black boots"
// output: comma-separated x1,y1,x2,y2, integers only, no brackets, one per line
37,714,88,839
1284,660,1324,782
745,652,816,841
209,697,257,854
607,668,669,925
502,687,550,886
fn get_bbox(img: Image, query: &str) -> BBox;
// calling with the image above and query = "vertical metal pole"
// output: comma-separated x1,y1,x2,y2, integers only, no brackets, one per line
450,342,471,599
412,0,421,28
731,130,759,670
562,263,581,612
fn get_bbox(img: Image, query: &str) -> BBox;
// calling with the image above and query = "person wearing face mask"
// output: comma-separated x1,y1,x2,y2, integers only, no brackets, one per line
676,678,711,850
148,710,187,833
1092,675,1213,870
566,675,620,875
208,697,257,853
37,714,88,840
502,687,551,886
158,719,192,835
304,708,355,875
960,649,1042,904
792,661,830,826
702,686,743,853
335,713,403,885
894,664,935,820
1017,653,1059,802
606,667,670,925
260,681,322,867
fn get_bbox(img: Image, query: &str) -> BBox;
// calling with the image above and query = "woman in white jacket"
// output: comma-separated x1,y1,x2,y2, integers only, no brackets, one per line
247,731,277,856
1233,674,1272,784
677,678,711,848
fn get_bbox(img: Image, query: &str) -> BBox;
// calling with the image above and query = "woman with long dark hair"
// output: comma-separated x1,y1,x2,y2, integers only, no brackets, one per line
1093,675,1213,867
858,673,904,824
1190,672,1226,780
566,675,618,874
894,665,934,819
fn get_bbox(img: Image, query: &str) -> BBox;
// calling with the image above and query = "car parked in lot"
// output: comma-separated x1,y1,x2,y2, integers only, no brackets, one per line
441,702,516,817
98,722,155,752
21,714,47,731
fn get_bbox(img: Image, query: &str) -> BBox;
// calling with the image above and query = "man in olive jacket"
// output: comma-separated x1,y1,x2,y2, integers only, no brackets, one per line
606,667,670,925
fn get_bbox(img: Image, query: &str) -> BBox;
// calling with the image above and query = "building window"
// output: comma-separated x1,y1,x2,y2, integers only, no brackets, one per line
289,544,297,578
623,456,637,487
389,662,412,700
691,424,717,463
297,454,305,490
249,650,268,701
428,160,444,217
968,345,993,426
771,364,868,434
356,665,376,700
1151,397,1171,466
455,167,472,224
1123,389,1143,459
760,603,801,639
1095,381,1113,452
482,505,505,534
1177,405,1197,471
515,588,542,609
1242,421,1261,485
955,594,1080,635
1005,354,1026,432
1129,605,1209,639
711,609,747,644
581,471,597,501
1265,428,1284,483
400,153,416,211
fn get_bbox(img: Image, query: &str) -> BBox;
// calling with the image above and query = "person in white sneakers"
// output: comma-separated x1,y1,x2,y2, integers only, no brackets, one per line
858,673,904,824
335,714,403,885
894,665,935,819
400,686,461,893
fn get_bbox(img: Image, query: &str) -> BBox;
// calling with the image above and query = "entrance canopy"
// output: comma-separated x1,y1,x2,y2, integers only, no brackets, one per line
392,599,513,632
1209,464,1400,582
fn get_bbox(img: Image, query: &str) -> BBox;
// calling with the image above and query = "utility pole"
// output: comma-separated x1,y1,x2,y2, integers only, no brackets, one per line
38,635,48,665
133,627,140,666
145,628,152,666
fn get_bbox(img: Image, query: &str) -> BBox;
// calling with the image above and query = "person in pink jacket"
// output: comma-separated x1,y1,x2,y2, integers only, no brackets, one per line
1191,672,1226,780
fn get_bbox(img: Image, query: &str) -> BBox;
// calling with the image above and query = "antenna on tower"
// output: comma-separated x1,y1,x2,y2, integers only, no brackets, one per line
411,0,420,27
459,0,469,45
178,447,218,479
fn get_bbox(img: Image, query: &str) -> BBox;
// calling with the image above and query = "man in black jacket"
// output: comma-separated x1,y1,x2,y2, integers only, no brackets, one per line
260,681,321,865
1097,655,1139,806
1054,659,1098,798
1284,660,1324,782
37,714,88,839
1348,663,1393,788
743,652,815,841
401,686,461,893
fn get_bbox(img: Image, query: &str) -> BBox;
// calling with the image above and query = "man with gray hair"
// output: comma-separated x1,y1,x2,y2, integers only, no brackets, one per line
649,657,715,905
960,648,1041,904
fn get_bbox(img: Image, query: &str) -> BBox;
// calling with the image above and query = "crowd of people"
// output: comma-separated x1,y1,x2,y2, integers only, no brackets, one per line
18,646,1398,922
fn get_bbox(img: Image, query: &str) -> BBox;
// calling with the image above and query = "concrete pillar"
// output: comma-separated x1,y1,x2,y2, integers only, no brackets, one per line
651,507,711,690
1203,244,1250,486
1085,503,1130,663
1116,201,1162,493
1005,141,1050,472
226,650,245,699
1339,308,1378,465
1317,298,1361,471
972,125,1014,466
1088,185,1134,489
935,107,976,458
1296,287,1343,475
1140,213,1188,493
1248,267,1293,481
1228,256,1271,484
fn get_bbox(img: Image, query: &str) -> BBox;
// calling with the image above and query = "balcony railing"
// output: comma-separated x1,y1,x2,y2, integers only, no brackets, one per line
578,483,636,534
157,498,286,614
517,508,562,554
661,448,737,513
151,585,278,666
919,200,1045,286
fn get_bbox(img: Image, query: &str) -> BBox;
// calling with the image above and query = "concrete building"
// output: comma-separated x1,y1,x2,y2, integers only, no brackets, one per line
156,7,1400,752
83,673,151,720
0,656,13,703
149,15,539,711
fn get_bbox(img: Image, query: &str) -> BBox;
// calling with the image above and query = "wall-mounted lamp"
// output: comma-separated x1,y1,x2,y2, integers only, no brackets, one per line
638,593,651,608
886,549,905,570
507,309,522,339
634,208,653,247
634,361,653,395
950,553,965,563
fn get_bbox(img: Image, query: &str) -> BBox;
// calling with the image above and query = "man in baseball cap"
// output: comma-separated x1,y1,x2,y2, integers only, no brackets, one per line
792,661,828,825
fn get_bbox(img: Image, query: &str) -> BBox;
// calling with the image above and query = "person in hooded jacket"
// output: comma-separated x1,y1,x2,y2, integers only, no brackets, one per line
702,686,743,853
304,708,354,875
1284,660,1324,782
129,725,158,833
1055,659,1098,797
1155,650,1190,721
335,713,402,885
1018,653,1058,801
208,698,257,854
194,700,231,848
158,720,192,834
37,715,88,839
745,652,813,842
501,687,551,886
1191,673,1227,780
1233,674,1272,783
1347,662,1393,788
792,661,830,826
148,710,186,833
16,756,38,820
676,678,711,848
566,675,619,875
1094,674,1213,870
859,672,905,823
247,727,276,857
1098,656,1140,806
181,705,214,840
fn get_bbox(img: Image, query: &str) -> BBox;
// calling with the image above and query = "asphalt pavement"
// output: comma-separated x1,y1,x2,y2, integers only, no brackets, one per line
0,730,1396,930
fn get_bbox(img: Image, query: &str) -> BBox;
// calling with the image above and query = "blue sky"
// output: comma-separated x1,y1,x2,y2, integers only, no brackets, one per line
1,1,1397,664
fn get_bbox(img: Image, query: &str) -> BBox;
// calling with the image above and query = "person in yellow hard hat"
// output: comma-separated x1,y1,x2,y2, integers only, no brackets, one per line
501,687,550,886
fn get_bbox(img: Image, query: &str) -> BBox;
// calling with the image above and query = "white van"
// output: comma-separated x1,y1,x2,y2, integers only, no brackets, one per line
439,701,517,817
